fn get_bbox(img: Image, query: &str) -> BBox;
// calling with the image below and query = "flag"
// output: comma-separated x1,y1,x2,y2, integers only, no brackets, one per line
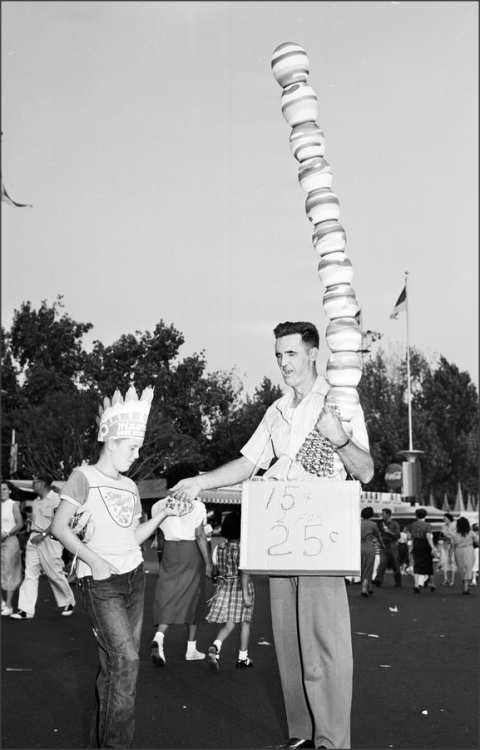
1,177,32,208
390,285,406,319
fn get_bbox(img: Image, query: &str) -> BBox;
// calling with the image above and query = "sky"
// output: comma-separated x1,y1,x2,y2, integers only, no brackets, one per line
2,1,478,397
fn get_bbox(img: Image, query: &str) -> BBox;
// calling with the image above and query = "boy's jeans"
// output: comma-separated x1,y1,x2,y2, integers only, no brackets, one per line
78,563,145,748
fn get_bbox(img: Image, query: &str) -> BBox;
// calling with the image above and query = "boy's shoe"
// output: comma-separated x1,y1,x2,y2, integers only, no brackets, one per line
236,657,254,668
207,645,220,671
1,606,13,616
185,649,206,661
150,639,165,666
61,604,74,616
10,610,33,619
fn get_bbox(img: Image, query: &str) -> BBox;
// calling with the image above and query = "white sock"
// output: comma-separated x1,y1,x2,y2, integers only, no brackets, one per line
238,649,248,660
154,631,165,645
213,639,222,653
186,640,197,653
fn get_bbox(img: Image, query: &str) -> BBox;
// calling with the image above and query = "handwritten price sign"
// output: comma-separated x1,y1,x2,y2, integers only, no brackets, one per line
239,480,361,576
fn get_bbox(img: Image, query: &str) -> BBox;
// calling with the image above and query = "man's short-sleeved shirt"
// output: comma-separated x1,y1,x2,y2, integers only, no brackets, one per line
31,490,60,532
241,374,369,481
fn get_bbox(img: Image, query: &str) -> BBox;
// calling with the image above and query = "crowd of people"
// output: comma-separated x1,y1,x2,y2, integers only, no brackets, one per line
1,320,478,750
358,506,479,596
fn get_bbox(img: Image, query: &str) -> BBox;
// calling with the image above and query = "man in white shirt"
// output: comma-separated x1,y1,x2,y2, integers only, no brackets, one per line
11,474,76,619
172,321,374,749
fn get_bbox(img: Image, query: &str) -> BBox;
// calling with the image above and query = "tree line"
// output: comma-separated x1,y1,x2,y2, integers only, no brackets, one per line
1,296,478,502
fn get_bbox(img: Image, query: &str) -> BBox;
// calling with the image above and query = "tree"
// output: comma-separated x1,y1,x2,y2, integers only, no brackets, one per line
1,300,246,480
205,377,283,468
8,296,93,400
414,356,479,498
357,346,479,500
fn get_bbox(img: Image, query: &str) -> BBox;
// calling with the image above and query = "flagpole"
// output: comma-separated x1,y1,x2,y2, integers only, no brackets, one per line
405,270,413,450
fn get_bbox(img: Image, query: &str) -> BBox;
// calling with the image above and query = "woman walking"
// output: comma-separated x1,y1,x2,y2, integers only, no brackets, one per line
360,506,383,597
1,482,24,616
439,512,457,586
407,508,437,593
452,517,479,595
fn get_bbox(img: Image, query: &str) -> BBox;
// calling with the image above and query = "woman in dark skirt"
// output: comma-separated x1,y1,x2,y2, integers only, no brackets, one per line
149,463,213,665
407,508,437,593
360,506,383,597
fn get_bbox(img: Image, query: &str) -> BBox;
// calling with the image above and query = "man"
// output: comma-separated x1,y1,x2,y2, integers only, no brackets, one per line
172,321,374,749
11,473,76,619
372,508,402,588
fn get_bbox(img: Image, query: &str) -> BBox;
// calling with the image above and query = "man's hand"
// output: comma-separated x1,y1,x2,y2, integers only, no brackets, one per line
30,533,46,546
170,477,203,503
316,404,348,446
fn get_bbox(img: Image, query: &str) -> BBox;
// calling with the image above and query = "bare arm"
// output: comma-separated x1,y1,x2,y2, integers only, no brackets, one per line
426,531,436,553
241,571,253,607
1,502,24,541
171,455,256,502
194,523,213,579
316,404,374,484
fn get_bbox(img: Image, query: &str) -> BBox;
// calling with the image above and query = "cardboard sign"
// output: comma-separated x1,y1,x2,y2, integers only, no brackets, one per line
239,480,361,576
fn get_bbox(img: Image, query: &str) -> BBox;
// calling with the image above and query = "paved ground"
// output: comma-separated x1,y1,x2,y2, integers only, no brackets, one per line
2,544,478,749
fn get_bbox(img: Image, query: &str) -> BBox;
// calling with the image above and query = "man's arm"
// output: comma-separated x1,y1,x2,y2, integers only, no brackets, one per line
171,455,256,502
316,404,374,484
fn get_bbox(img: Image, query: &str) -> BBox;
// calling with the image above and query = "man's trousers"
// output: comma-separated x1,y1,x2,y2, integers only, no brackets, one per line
269,575,352,749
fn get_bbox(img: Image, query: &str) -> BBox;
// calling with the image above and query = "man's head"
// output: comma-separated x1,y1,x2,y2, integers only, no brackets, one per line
33,474,53,496
381,508,392,521
273,321,319,349
273,321,319,388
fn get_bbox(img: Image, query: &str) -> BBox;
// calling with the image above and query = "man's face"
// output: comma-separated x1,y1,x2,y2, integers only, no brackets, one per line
32,479,45,494
382,511,390,523
275,334,317,389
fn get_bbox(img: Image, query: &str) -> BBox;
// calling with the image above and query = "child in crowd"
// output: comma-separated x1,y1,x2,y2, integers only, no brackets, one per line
206,511,254,670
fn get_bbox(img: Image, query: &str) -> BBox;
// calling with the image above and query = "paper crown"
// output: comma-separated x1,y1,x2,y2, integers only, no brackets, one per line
96,385,154,442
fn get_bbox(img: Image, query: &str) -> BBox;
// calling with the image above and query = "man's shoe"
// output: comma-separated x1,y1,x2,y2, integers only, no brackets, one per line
61,604,74,616
150,639,165,666
236,657,254,668
10,610,33,619
372,579,382,587
207,645,220,671
185,649,206,660
1,606,13,616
